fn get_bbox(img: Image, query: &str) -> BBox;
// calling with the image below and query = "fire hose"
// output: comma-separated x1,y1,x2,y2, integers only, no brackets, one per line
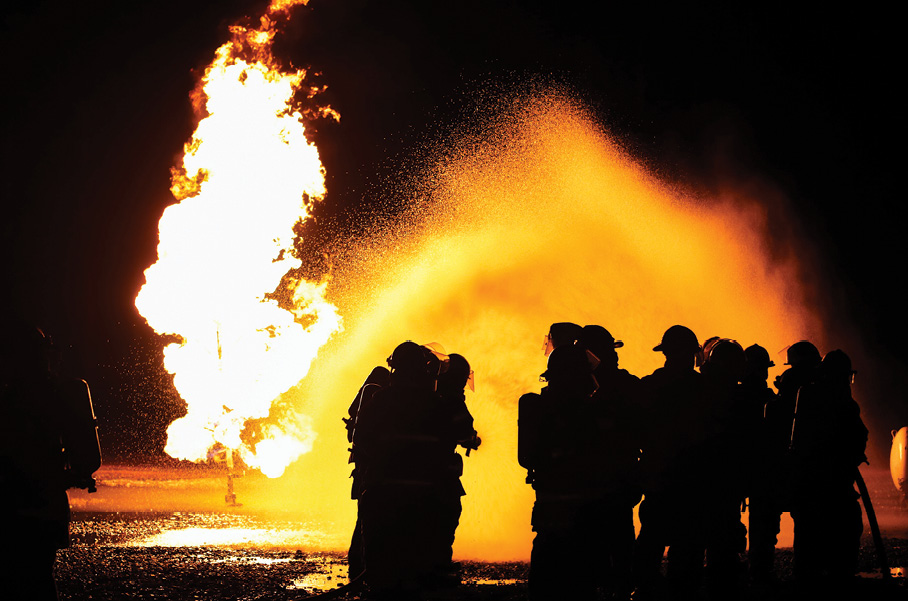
790,390,890,579
855,466,890,579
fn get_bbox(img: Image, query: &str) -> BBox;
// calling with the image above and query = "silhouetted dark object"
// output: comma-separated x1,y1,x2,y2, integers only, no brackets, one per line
653,324,700,355
387,340,435,382
788,349,867,591
784,340,822,368
520,343,610,601
750,339,823,588
542,322,583,356
353,341,461,600
633,324,710,601
697,338,749,600
576,324,641,600
344,365,391,580
773,340,823,443
430,352,480,584
744,344,775,372
220,447,243,507
579,324,624,352
0,322,101,601
854,466,890,580
740,343,784,584
697,335,722,368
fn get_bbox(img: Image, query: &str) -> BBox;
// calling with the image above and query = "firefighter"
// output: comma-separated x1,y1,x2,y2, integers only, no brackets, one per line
698,338,749,601
519,343,601,601
740,343,783,585
755,340,822,583
789,349,867,590
344,364,391,580
353,341,448,600
0,321,101,601
431,353,480,581
577,324,642,599
633,325,708,601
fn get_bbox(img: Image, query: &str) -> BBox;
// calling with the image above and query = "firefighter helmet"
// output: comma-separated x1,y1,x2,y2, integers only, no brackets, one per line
388,341,429,376
439,353,472,393
580,325,623,353
744,344,775,369
653,325,700,355
819,349,855,384
544,322,583,356
784,341,821,368
701,338,745,379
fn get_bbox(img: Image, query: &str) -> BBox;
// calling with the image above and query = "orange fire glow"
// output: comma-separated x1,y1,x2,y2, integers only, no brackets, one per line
136,4,821,563
278,96,821,560
135,0,341,478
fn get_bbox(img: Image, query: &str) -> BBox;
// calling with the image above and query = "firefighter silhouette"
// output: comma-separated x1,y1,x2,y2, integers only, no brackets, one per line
0,321,101,600
697,337,749,601
789,349,867,589
345,364,391,579
740,343,784,584
352,341,477,599
633,324,710,601
353,341,438,599
430,353,480,582
753,340,822,585
519,343,604,600
575,324,642,599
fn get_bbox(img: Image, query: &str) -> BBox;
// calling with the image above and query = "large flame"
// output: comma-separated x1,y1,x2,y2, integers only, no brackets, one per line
135,0,341,478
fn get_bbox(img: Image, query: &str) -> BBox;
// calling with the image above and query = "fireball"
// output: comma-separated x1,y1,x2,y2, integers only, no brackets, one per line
135,0,340,478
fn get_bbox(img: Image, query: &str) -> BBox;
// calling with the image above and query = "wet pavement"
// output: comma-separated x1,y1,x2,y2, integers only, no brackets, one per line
54,511,906,600
47,464,908,599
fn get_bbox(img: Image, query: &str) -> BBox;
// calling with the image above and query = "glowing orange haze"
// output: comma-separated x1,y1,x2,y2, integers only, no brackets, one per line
135,1,819,561
267,99,820,560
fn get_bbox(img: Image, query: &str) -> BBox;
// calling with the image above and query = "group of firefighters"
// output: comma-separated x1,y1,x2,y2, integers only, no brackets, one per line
346,323,869,600
345,342,481,600
0,319,871,600
523,323,869,600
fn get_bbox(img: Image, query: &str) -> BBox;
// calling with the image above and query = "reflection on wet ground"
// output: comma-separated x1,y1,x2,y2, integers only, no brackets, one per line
57,510,907,600
286,555,350,593
70,511,344,550
466,578,522,586
856,567,907,581
53,465,908,599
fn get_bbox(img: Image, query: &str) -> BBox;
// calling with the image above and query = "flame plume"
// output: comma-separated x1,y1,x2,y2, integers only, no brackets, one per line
136,0,341,478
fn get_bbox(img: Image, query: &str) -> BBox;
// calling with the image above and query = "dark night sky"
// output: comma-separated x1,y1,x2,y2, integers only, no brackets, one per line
1,1,903,461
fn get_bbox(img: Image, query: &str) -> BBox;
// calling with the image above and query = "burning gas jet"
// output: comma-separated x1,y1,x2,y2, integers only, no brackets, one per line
136,0,341,478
